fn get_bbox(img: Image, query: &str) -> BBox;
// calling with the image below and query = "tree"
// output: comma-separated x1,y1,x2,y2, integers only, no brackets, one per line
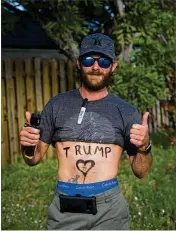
109,0,176,131
2,0,176,127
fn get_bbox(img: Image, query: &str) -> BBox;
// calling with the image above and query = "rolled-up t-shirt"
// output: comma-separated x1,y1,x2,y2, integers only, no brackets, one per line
39,89,141,156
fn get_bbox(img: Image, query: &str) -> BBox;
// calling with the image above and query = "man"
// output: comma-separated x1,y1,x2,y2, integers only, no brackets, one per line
20,33,152,230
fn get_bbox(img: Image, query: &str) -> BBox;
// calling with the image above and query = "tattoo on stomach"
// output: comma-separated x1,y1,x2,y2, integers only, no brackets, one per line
68,175,80,183
67,160,95,184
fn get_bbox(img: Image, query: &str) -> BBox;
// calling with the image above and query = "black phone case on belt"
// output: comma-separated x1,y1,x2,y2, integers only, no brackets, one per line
59,194,97,215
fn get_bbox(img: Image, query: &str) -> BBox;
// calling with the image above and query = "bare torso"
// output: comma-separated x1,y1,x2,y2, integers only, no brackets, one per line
56,141,123,183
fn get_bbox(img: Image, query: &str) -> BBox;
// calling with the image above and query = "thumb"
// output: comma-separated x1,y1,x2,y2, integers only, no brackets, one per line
25,111,31,124
142,112,149,126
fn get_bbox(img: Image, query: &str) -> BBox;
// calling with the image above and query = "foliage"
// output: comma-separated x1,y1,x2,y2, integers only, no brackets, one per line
1,0,20,35
2,143,176,230
109,0,176,112
2,0,176,119
2,0,104,58
109,60,167,112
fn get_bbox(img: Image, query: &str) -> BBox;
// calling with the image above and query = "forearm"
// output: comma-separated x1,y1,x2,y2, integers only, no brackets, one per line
131,152,152,179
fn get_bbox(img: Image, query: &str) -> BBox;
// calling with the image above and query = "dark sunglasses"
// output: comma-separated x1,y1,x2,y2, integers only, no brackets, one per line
80,56,113,69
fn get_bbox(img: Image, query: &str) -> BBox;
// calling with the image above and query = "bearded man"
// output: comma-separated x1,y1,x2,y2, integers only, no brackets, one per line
20,33,152,230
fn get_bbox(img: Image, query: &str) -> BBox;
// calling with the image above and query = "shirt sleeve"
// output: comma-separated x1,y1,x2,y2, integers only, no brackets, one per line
124,109,142,156
39,101,54,145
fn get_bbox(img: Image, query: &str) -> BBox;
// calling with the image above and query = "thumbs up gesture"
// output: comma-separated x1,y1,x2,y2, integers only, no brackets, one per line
20,112,40,147
130,112,150,150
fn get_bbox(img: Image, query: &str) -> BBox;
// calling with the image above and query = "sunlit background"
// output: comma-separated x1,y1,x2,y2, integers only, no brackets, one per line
1,0,176,230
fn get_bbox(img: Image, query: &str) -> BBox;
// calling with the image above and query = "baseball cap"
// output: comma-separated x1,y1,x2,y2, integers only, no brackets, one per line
79,33,116,60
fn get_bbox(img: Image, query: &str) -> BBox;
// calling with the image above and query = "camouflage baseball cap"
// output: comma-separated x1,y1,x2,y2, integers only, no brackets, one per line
79,33,116,60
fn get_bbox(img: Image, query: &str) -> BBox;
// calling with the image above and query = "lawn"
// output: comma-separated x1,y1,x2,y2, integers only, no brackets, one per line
1,133,176,230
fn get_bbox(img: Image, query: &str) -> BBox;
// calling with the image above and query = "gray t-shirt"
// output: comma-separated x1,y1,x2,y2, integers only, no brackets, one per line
39,89,141,156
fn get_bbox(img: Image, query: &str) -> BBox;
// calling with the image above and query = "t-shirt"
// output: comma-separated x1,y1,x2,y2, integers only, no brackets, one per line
39,89,141,156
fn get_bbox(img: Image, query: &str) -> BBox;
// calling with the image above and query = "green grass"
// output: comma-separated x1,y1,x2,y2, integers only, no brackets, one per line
2,140,176,230
119,145,176,230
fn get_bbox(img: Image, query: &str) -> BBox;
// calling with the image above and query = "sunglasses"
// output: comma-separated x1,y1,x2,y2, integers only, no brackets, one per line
80,56,113,69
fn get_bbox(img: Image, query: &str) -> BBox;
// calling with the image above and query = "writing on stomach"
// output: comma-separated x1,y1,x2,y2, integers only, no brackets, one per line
55,141,123,184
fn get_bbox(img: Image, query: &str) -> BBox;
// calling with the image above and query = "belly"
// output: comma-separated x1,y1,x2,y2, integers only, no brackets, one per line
55,141,123,183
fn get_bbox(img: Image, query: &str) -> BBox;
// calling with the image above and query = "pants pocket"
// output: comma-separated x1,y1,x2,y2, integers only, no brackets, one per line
91,192,130,230
46,195,61,230
116,193,130,229
108,192,130,230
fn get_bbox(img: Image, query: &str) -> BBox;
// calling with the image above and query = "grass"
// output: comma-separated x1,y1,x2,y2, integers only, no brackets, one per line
119,145,176,230
1,133,176,230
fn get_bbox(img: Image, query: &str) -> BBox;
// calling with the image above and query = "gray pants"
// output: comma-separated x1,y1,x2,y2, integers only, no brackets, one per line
46,186,130,230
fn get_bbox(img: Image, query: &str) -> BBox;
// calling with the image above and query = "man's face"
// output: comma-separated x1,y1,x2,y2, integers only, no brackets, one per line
78,54,117,91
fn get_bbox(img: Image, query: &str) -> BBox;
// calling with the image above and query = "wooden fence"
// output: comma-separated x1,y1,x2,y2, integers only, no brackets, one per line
1,57,174,167
1,57,80,167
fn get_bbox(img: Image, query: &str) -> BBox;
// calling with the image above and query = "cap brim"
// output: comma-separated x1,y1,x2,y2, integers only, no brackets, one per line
79,49,115,60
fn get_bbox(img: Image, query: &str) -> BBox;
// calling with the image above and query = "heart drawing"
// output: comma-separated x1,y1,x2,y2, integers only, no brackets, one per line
76,159,95,177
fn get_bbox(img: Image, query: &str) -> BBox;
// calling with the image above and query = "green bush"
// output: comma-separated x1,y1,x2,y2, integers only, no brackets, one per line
2,144,176,230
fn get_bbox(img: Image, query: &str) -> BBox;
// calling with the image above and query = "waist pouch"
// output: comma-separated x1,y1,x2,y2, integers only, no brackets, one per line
59,194,97,215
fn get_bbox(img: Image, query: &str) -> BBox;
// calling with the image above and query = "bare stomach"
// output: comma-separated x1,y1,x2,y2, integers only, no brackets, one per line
55,141,123,184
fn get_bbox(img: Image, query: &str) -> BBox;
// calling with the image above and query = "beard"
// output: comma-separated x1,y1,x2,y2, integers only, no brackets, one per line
79,68,113,91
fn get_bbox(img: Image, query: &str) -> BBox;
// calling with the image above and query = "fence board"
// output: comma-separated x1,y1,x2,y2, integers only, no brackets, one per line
15,59,26,130
148,109,153,133
152,107,157,132
43,59,51,106
161,106,166,127
59,60,66,93
34,58,43,113
5,59,19,163
25,59,35,113
165,111,169,127
67,59,74,90
51,59,59,96
156,100,161,129
42,59,54,158
1,62,10,166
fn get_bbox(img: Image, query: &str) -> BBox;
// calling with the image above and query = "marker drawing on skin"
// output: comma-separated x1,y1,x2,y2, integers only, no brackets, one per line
63,147,70,157
76,159,95,183
63,145,112,158
105,147,111,158
94,146,104,156
83,145,92,155
75,145,82,155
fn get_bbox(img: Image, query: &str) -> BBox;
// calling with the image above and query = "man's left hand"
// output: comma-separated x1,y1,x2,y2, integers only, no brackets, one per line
130,112,150,150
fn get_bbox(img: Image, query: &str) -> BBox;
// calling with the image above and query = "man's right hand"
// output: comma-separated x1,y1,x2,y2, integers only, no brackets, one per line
20,111,40,147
